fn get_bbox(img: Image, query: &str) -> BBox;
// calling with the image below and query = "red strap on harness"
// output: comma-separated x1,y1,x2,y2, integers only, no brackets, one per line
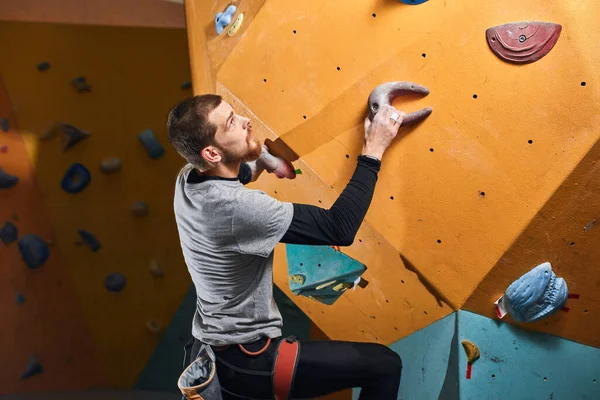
273,336,300,400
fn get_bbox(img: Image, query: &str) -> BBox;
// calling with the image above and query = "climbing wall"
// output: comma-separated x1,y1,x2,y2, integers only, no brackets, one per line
185,0,600,393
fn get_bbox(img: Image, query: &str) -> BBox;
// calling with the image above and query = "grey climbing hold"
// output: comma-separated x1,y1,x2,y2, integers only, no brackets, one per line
21,355,43,379
0,168,19,189
1,118,8,132
100,157,122,174
37,62,50,72
60,123,90,151
78,229,101,252
16,292,25,305
131,201,149,217
181,80,193,90
71,76,91,92
1,221,18,244
19,234,50,269
105,272,126,292
149,259,164,277
138,129,165,159
61,163,91,194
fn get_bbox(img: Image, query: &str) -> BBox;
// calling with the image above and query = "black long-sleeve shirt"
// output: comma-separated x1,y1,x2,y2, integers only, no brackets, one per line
187,155,381,247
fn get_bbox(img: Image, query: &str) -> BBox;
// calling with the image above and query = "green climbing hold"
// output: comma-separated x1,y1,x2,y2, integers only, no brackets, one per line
295,169,303,175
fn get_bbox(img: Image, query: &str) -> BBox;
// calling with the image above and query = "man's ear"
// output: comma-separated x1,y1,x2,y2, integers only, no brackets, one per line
200,146,221,164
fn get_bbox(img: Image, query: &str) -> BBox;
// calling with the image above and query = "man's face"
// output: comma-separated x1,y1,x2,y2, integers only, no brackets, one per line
206,101,261,165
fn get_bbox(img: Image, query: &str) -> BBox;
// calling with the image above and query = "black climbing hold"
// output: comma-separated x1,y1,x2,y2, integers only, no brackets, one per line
16,292,25,305
181,80,192,90
1,118,9,132
1,221,18,244
78,229,101,252
100,157,122,174
19,234,50,269
37,62,50,72
21,355,43,379
71,76,91,92
61,163,91,194
105,272,126,292
138,129,165,159
0,168,19,189
60,123,91,151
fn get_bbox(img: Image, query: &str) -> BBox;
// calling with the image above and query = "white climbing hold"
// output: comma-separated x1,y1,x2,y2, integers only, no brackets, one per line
149,259,164,277
100,157,122,174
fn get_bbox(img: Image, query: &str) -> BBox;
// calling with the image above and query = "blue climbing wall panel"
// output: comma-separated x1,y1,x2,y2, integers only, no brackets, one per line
458,310,600,400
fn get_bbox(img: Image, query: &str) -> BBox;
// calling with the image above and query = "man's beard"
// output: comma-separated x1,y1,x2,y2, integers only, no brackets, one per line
218,136,262,165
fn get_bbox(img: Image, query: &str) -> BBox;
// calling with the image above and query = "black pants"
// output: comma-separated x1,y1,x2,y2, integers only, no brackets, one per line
188,336,402,399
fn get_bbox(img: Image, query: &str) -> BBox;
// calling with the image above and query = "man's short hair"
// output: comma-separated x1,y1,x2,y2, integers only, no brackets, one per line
167,94,222,170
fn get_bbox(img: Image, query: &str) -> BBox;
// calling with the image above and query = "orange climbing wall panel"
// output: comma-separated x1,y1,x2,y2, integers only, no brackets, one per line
186,0,600,344
0,77,103,393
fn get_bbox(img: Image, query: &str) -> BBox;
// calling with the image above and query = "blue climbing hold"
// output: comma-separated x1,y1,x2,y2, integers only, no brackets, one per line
79,229,101,252
215,5,237,35
71,76,91,92
21,355,43,379
504,262,568,323
1,118,8,132
138,129,165,159
18,234,50,269
105,272,126,292
181,80,193,90
0,168,19,189
399,0,428,4
37,62,51,71
61,163,91,194
1,221,18,244
16,292,25,305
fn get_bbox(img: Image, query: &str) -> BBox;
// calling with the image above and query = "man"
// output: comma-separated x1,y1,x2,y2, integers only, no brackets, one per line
168,94,405,399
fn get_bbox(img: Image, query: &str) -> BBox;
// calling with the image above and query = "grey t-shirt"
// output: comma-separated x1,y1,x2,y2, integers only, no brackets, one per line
173,165,294,345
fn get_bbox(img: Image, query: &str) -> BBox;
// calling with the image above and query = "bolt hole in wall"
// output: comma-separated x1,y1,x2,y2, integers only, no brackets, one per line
422,53,426,58
473,94,478,99
528,139,533,144
581,81,587,86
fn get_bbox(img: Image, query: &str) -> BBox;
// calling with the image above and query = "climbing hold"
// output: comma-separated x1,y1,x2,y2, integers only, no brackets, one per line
78,229,101,252
61,163,91,194
16,292,25,305
181,80,193,90
18,234,50,269
138,129,165,159
215,5,237,35
1,144,8,153
147,320,162,334
461,340,480,379
100,157,122,174
21,355,43,379
399,0,428,4
0,168,19,189
1,221,18,244
227,13,244,37
486,22,562,64
367,82,433,124
104,272,126,292
1,118,9,132
149,259,164,277
294,169,303,175
40,122,59,140
59,123,91,151
71,76,92,92
504,262,568,322
37,62,51,71
131,201,149,217
290,274,306,285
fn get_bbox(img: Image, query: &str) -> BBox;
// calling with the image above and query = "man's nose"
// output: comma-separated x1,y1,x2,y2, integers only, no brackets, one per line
242,118,250,129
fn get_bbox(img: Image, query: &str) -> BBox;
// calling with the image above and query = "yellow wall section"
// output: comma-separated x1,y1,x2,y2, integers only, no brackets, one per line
0,21,192,387
186,0,599,343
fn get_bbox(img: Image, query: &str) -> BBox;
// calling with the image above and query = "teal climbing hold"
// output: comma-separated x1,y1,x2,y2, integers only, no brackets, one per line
18,234,50,269
1,117,8,132
71,76,91,92
0,168,19,189
60,123,90,151
399,0,428,4
78,229,101,252
37,62,50,71
105,272,126,292
61,163,91,194
138,129,165,159
21,355,43,379
16,292,25,305
1,221,18,244
215,5,237,34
